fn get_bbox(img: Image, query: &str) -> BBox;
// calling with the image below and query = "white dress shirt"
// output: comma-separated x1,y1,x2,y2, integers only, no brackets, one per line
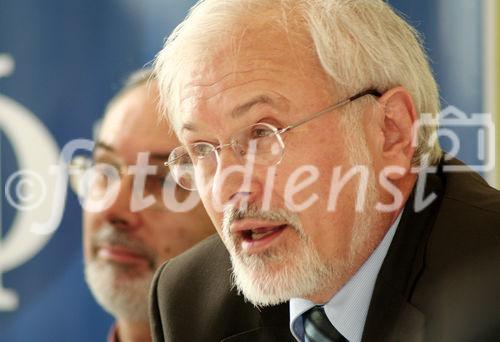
289,213,402,342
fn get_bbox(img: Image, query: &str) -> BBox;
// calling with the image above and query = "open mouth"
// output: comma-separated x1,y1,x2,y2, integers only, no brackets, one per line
237,224,288,253
241,224,287,241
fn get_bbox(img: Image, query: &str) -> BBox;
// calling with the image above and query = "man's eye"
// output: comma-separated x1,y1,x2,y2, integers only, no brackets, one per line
251,127,273,139
191,143,214,158
94,162,121,176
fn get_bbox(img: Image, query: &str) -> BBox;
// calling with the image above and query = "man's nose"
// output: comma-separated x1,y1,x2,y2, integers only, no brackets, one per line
101,176,141,230
211,148,263,209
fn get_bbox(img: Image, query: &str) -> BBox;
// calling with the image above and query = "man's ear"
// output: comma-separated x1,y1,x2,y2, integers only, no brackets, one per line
378,87,417,179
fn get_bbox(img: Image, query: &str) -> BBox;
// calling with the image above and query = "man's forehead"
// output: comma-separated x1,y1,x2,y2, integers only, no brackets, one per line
177,18,308,88
175,41,305,106
167,21,325,135
98,122,175,146
174,62,283,134
98,97,179,159
179,66,283,108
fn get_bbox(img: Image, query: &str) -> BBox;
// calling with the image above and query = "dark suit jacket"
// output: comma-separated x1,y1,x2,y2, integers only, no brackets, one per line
150,158,500,342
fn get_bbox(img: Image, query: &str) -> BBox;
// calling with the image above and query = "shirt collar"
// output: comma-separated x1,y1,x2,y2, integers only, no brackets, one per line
289,212,402,342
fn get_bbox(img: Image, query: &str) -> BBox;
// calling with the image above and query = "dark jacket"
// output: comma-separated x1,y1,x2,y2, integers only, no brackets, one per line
150,159,500,342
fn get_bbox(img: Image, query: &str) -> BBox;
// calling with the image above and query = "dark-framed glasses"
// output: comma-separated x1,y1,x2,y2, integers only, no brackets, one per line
165,89,381,191
69,154,187,211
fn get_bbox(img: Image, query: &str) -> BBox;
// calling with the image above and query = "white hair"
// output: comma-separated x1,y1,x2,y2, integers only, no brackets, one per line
154,0,441,166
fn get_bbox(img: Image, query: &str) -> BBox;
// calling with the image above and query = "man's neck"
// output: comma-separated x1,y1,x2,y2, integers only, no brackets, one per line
116,320,151,342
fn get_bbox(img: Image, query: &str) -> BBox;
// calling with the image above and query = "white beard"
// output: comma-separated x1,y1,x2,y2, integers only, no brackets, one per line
84,224,157,322
85,259,152,322
221,206,337,306
228,230,339,306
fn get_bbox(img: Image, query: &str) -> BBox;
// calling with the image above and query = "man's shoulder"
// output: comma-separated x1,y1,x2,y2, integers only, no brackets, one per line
152,234,258,341
431,160,500,252
441,158,500,215
417,163,500,340
151,234,293,341
363,159,500,341
154,234,231,298
160,234,228,272
421,159,500,269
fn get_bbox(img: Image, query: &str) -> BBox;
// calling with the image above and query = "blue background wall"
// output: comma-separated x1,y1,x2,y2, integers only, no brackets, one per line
0,1,488,341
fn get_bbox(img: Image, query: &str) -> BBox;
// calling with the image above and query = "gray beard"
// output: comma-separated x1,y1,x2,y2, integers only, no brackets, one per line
221,205,340,307
229,235,339,307
84,259,153,322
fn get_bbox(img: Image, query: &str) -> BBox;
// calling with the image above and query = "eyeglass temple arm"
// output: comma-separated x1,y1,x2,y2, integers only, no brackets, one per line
278,89,381,134
165,90,381,165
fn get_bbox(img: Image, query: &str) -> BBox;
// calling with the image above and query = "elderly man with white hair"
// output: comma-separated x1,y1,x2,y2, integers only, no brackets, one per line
150,1,500,341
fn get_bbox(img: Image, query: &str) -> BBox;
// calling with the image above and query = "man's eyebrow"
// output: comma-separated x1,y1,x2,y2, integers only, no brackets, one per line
94,141,114,153
230,95,276,119
181,121,197,133
180,95,280,133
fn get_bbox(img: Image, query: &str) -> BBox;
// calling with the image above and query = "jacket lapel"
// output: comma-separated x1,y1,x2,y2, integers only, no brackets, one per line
362,167,445,342
363,278,425,342
221,303,295,342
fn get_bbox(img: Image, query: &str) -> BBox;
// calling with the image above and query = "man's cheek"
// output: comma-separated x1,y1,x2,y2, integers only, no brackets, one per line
82,216,98,257
82,234,93,261
199,191,218,221
203,205,220,232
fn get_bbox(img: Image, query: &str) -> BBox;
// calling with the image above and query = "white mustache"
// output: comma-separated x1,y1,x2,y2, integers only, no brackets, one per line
222,203,305,240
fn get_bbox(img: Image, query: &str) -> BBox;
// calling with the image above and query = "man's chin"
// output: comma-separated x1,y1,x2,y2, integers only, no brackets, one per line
84,260,153,321
232,271,292,307
92,257,153,278
229,243,336,307
230,254,304,307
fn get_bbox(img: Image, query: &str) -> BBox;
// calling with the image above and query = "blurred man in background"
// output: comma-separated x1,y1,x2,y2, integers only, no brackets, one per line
71,69,214,342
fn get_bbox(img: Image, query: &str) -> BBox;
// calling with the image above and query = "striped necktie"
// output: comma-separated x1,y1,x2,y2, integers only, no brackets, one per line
303,306,348,342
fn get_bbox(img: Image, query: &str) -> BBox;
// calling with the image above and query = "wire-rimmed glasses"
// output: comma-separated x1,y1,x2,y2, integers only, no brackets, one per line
165,89,381,191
